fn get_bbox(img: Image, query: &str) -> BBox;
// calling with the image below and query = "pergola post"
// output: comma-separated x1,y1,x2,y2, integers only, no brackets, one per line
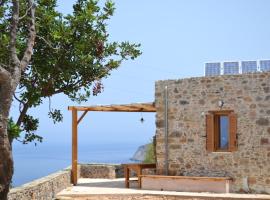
72,109,78,185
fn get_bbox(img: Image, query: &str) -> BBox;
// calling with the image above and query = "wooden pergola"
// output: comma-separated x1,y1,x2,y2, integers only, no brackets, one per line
68,102,156,185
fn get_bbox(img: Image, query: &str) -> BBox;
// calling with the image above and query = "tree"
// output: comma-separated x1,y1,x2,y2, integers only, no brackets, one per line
0,0,141,198
0,0,36,199
10,0,141,144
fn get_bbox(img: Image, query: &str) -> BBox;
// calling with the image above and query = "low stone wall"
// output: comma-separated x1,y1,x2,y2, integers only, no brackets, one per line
8,163,153,200
79,163,155,179
8,168,71,200
79,163,124,179
8,164,126,200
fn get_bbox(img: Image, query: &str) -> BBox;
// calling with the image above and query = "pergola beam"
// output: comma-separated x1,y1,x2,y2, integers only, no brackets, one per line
68,102,156,112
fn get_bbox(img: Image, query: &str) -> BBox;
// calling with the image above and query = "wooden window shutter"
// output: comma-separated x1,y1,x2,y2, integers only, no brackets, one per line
229,112,237,151
206,114,215,152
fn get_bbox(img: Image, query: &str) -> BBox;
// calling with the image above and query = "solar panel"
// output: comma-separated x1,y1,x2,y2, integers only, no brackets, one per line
205,62,221,76
259,60,270,72
223,62,239,75
241,61,257,74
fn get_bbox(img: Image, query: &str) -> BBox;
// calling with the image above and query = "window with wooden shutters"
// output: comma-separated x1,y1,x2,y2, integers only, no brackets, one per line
206,110,237,152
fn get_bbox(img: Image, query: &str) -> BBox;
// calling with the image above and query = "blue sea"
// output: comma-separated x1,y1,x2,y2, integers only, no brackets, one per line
12,142,140,187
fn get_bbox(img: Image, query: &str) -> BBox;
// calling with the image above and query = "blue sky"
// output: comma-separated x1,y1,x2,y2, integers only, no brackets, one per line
11,0,270,147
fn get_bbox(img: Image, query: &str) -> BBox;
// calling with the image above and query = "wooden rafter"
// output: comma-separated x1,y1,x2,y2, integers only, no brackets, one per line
68,102,156,112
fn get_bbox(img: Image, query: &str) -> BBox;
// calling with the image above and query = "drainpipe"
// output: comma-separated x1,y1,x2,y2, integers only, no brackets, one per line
164,85,169,175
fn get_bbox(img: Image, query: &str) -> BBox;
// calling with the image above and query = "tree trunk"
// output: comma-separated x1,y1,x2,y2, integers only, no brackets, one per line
0,81,15,200
0,1,36,198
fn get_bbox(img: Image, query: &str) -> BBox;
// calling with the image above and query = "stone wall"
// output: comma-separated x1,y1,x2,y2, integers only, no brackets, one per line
8,163,155,199
79,163,124,179
155,72,270,194
8,164,126,200
79,163,149,178
8,168,71,200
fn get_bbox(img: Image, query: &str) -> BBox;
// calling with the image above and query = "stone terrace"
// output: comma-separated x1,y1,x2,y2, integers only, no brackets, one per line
56,178,270,200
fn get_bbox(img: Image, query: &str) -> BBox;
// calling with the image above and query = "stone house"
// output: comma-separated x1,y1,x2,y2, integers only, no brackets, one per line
155,72,270,194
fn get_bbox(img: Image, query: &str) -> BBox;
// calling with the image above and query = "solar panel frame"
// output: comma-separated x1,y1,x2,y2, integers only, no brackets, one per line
205,62,221,76
241,61,258,74
259,60,270,72
223,62,239,75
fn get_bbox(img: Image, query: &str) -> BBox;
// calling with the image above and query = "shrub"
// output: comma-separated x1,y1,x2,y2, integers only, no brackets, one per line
143,141,155,163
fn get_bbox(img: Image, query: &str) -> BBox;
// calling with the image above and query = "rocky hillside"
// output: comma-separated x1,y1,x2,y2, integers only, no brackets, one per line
130,144,149,162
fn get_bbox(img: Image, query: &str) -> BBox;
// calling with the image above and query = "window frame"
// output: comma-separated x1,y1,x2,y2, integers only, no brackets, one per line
213,112,230,152
206,110,237,152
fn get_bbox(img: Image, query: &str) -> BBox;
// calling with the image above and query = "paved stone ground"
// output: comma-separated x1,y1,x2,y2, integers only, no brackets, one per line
56,178,270,200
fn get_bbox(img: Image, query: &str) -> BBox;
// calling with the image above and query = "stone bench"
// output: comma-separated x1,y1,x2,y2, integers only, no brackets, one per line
140,175,232,193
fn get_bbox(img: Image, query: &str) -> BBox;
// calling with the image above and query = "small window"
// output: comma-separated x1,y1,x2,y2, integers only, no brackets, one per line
206,111,237,152
215,115,229,150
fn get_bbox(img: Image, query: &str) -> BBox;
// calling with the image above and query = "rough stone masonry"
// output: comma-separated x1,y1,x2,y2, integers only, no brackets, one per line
155,72,270,194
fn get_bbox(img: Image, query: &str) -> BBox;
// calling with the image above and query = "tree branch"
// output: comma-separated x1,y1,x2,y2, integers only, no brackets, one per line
19,3,33,20
20,0,36,71
16,102,29,127
53,79,83,95
13,93,25,105
9,0,20,68
36,35,59,50
52,65,111,96
13,93,25,113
